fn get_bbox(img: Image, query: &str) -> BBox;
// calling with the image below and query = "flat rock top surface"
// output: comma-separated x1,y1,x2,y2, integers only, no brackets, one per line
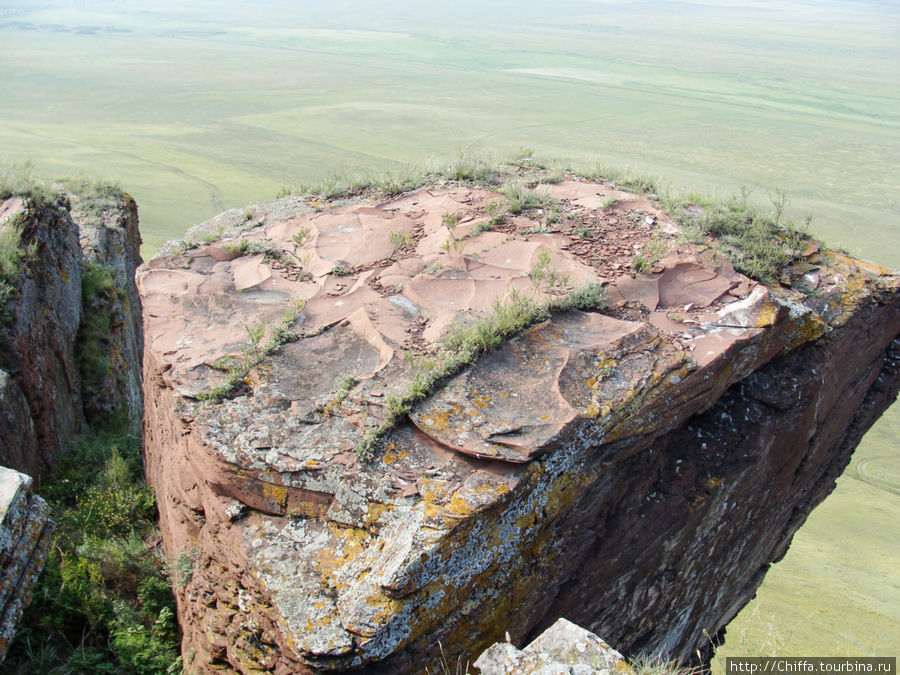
139,175,897,664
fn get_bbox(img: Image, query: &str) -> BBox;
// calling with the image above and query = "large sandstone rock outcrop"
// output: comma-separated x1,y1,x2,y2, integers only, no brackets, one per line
140,177,899,672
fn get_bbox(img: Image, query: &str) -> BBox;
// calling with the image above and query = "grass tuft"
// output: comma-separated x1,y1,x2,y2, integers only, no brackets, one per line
197,303,304,402
355,282,605,459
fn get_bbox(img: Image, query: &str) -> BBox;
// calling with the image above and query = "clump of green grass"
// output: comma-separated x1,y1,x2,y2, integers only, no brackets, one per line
0,217,25,313
59,175,124,202
223,237,275,256
5,416,181,674
444,153,502,185
668,189,809,284
500,181,552,215
389,230,415,252
198,303,303,402
467,200,508,236
441,236,466,255
631,235,669,274
333,374,357,406
0,161,58,203
355,281,606,459
332,262,351,276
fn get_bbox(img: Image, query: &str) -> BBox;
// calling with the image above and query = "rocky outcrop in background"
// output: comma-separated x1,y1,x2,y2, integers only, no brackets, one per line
141,176,898,672
0,186,143,660
473,618,628,674
0,188,143,478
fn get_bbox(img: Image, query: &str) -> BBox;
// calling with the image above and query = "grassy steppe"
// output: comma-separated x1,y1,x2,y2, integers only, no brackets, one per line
1,0,897,662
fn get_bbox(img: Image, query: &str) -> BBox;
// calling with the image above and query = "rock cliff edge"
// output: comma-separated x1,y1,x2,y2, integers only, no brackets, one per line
139,175,899,673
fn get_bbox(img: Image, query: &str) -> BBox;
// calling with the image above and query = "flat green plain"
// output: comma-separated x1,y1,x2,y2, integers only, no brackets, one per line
1,0,897,661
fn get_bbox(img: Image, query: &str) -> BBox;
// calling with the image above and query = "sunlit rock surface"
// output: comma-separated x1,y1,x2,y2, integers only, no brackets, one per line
474,617,627,674
139,178,899,673
0,467,52,660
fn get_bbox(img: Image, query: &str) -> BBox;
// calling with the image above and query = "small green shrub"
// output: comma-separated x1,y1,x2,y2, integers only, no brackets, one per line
332,262,350,276
77,264,119,405
198,303,303,402
292,227,311,246
355,282,606,459
223,238,275,256
5,419,181,674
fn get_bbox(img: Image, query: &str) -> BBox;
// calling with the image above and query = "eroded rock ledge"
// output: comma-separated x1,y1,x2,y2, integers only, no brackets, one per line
139,178,899,673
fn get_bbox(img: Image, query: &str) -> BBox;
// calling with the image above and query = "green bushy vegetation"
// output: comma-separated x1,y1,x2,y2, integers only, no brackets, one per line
0,220,24,315
76,264,118,401
4,416,181,674
0,162,57,204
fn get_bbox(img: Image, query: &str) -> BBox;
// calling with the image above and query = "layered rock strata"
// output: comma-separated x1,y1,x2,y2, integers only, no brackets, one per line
140,180,899,672
0,467,52,660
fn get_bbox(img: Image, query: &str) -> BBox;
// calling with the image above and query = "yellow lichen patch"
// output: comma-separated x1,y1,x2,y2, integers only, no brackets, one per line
364,501,393,527
261,482,288,512
470,389,492,409
755,301,779,328
315,523,370,578
363,591,404,627
705,477,724,489
382,453,397,465
447,493,478,517
419,477,453,503
419,407,451,431
584,403,601,419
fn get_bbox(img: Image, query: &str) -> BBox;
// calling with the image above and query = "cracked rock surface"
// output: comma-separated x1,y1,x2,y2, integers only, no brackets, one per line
139,178,899,673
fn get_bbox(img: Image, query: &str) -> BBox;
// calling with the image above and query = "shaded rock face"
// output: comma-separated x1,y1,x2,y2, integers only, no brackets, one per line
0,467,52,661
139,181,899,673
0,192,143,478
0,196,84,477
69,190,144,424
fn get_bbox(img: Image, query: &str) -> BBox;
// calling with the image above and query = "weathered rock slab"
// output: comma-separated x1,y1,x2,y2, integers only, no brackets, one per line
140,181,899,672
474,618,628,675
0,467,53,660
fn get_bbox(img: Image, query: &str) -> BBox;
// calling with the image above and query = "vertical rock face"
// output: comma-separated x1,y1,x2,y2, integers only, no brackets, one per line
69,189,144,424
0,467,52,661
0,188,142,659
0,196,84,477
140,179,899,673
0,190,143,478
